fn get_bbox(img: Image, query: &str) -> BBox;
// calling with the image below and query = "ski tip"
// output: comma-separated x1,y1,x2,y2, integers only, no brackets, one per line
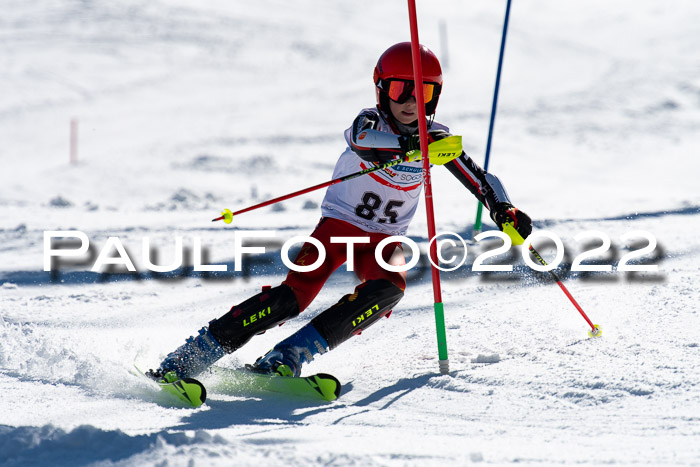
314,373,342,401
133,364,151,380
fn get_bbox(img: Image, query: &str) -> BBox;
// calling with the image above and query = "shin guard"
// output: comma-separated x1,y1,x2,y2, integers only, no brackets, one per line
209,284,300,353
310,279,404,350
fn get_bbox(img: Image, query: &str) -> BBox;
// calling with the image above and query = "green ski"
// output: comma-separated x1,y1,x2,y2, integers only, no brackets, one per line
135,366,206,408
208,366,341,402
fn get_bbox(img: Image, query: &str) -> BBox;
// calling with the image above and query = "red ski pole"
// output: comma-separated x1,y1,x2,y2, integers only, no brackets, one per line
503,223,602,337
212,136,462,224
407,0,450,374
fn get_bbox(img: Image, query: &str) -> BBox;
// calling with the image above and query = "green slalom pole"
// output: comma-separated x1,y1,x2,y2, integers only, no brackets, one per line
433,302,448,367
472,0,512,239
473,202,485,236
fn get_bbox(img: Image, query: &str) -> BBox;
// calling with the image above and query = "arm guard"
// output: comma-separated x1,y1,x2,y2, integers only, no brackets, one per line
348,110,404,163
444,153,512,211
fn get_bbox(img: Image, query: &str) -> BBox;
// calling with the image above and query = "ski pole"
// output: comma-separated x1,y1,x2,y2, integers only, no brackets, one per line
502,223,602,337
212,135,463,224
473,0,512,239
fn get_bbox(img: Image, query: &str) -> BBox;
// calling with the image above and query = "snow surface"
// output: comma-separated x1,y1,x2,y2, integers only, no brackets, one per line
1,0,700,465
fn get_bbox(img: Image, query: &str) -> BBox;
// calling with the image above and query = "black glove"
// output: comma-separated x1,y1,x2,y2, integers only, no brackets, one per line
398,134,421,155
490,202,532,239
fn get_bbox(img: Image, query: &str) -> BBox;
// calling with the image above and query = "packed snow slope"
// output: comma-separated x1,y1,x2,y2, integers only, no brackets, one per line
1,0,699,465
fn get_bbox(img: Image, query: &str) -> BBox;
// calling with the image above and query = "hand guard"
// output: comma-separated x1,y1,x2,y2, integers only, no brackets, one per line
490,202,532,239
399,130,452,156
398,135,421,155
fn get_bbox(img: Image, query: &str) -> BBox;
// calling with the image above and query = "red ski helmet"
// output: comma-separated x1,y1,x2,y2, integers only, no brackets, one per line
373,42,443,116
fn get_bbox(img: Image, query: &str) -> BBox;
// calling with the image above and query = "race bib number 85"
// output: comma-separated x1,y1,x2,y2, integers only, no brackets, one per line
354,192,404,225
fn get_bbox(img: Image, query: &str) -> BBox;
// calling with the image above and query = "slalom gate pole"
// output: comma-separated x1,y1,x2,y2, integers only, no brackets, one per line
407,0,449,374
502,223,602,337
473,0,512,239
212,136,462,224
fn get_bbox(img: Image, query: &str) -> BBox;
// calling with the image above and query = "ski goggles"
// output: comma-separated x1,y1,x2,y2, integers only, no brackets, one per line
379,79,441,104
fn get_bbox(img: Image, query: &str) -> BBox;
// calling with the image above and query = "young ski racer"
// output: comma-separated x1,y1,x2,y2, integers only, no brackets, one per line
146,42,532,382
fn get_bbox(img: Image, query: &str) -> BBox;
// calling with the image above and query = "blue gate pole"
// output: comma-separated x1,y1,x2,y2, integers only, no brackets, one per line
472,0,512,238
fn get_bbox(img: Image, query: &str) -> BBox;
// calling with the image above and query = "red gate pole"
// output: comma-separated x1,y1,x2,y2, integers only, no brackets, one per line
70,118,78,165
407,0,449,374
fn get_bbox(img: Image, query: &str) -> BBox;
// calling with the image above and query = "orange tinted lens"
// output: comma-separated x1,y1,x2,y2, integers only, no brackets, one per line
387,81,436,103
423,83,435,102
387,80,409,101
